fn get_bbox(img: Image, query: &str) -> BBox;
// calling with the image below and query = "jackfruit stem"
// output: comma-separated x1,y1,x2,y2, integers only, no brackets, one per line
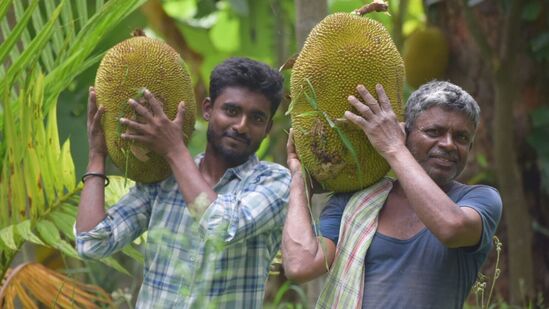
132,29,146,37
354,0,388,16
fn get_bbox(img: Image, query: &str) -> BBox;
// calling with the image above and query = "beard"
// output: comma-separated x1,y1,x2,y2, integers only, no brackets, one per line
206,126,261,166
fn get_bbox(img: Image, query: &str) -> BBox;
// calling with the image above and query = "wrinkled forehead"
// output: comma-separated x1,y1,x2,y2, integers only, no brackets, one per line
414,106,476,131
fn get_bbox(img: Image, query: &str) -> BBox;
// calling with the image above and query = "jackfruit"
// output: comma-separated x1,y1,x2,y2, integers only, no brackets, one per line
95,35,196,183
403,26,449,88
290,12,405,192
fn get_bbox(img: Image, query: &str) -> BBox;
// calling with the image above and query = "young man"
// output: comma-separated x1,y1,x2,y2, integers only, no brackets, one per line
76,57,290,308
282,81,502,308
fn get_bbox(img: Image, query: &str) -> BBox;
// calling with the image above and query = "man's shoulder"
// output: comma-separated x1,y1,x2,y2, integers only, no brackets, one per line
449,181,501,198
253,160,291,177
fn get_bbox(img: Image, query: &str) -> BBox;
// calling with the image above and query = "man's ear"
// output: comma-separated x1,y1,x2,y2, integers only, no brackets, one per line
202,97,212,121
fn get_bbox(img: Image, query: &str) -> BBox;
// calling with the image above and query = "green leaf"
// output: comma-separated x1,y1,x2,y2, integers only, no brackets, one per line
0,225,18,250
0,0,39,65
121,245,144,264
304,78,318,110
322,112,363,180
59,139,76,192
100,256,131,276
521,1,541,21
48,210,76,241
15,220,46,246
0,0,64,101
36,219,78,258
210,10,240,52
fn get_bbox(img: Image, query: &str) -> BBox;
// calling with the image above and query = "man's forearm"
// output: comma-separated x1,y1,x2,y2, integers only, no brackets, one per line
385,148,482,247
76,154,107,233
282,171,330,282
165,144,217,217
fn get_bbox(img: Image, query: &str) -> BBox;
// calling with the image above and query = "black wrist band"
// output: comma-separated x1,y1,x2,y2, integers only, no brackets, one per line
81,172,110,187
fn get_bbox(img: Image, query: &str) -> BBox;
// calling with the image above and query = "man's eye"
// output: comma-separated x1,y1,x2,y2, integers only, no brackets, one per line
424,128,440,137
225,106,237,116
253,115,265,123
456,134,470,144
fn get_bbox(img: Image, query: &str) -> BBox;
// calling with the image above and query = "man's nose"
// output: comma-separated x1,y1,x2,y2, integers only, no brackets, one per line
232,116,249,134
438,133,457,149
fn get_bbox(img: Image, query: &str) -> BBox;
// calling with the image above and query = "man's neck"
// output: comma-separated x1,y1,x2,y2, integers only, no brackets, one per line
199,148,248,187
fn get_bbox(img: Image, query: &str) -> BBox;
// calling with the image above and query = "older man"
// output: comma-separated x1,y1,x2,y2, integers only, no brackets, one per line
283,81,502,308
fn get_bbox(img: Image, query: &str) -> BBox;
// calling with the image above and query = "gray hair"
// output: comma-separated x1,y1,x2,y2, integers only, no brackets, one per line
405,81,480,132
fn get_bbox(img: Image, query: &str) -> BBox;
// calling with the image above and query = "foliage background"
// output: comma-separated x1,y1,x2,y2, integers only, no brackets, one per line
1,0,548,307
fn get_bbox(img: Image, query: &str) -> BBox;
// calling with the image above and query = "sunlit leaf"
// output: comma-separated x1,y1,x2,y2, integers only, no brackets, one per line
99,256,131,276
210,9,240,52
59,140,76,192
0,225,17,250
14,220,46,246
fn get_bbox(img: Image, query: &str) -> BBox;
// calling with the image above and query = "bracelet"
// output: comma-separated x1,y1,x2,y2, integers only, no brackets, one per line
81,172,110,187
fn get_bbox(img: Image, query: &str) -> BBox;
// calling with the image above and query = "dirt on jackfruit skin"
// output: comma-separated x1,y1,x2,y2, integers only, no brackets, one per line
290,13,405,192
403,26,449,88
95,36,196,183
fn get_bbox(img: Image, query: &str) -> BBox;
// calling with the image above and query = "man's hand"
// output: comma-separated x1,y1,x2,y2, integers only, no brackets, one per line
286,129,303,175
120,89,187,159
344,84,406,159
87,86,107,158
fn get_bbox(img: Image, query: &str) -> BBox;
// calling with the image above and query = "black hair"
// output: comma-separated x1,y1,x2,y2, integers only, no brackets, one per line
209,57,284,116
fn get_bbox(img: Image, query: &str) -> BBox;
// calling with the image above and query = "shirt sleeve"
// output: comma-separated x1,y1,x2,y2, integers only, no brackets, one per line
75,183,154,259
198,166,291,245
458,185,503,253
319,193,353,245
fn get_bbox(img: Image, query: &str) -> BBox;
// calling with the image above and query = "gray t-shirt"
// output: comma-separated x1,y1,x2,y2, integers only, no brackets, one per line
319,181,502,309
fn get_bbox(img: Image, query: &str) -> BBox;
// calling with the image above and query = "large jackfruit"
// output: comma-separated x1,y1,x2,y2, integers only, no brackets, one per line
290,12,405,192
403,26,449,88
95,35,196,183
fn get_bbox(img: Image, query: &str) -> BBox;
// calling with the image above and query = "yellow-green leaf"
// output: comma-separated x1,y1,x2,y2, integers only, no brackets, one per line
59,139,76,192
0,225,18,250
15,220,46,246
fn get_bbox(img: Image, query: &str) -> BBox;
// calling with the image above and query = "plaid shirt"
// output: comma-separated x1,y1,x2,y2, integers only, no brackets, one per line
76,154,290,308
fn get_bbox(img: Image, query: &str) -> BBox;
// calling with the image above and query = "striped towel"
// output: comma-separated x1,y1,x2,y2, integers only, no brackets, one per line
316,178,393,309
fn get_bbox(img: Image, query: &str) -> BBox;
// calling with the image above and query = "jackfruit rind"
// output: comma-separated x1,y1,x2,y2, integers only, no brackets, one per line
290,13,405,192
95,36,196,183
403,26,449,88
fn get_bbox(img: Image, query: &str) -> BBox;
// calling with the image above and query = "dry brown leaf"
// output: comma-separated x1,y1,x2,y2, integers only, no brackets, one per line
0,263,113,308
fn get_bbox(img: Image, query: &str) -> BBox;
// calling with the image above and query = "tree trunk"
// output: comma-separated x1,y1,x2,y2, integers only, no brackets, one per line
427,0,540,303
295,0,328,48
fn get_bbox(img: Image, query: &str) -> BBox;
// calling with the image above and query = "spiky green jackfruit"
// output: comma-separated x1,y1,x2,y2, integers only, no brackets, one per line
95,35,196,183
290,13,405,192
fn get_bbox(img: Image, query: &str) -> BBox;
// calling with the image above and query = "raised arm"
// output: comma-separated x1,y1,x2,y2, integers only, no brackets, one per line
344,84,483,248
120,89,217,216
76,87,108,233
281,130,336,283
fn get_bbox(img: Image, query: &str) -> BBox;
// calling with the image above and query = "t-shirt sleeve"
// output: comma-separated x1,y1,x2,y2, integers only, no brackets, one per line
318,193,353,245
458,185,503,253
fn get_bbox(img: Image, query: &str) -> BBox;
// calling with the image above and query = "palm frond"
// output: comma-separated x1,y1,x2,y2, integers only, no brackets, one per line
0,0,146,279
0,263,113,308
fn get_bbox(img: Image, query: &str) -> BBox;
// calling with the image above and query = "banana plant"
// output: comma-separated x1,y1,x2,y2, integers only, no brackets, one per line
0,0,146,286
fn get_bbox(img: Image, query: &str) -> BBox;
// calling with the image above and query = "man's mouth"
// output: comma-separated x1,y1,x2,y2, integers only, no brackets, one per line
225,133,250,145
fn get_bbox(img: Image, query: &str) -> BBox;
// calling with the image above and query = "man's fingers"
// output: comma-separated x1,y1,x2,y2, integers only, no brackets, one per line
375,84,392,112
344,110,368,129
88,86,97,121
93,105,105,127
357,85,381,114
129,99,153,121
120,132,148,144
173,101,186,127
286,129,296,153
120,117,146,134
143,89,165,116
348,95,373,119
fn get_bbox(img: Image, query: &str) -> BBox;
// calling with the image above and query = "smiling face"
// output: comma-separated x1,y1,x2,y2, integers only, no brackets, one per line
204,86,273,166
406,106,476,187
